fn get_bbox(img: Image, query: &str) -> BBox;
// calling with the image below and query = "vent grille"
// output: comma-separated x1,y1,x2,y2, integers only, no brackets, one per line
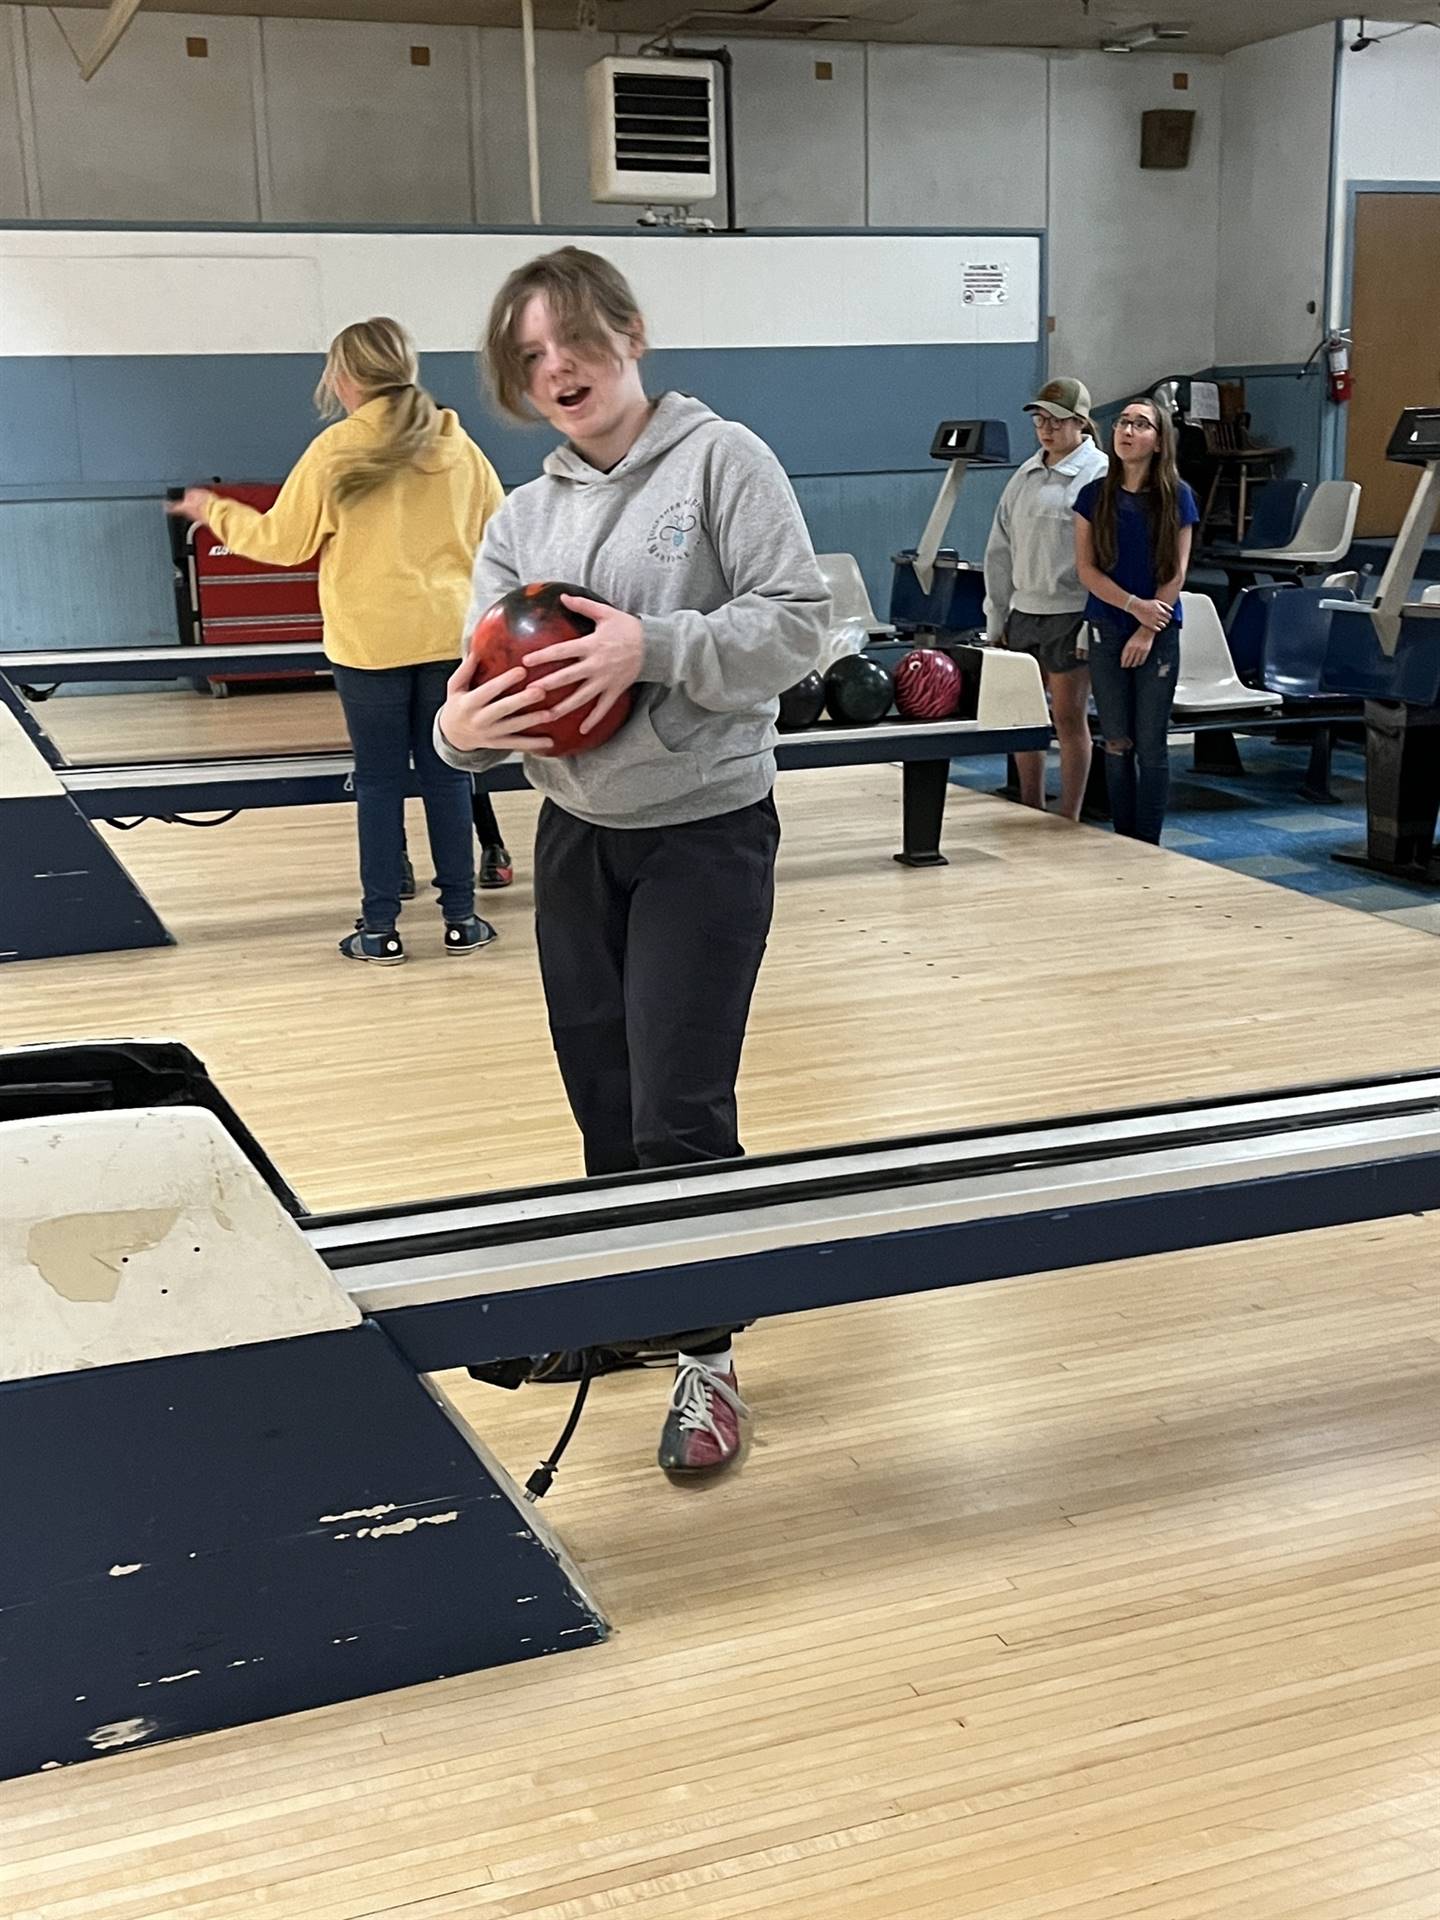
612,72,713,175
587,58,718,205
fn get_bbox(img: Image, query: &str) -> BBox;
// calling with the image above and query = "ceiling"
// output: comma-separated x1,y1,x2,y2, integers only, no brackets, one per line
21,0,1440,56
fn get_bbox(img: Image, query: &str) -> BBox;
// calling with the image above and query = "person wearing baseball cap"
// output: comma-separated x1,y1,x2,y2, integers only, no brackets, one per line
983,378,1109,819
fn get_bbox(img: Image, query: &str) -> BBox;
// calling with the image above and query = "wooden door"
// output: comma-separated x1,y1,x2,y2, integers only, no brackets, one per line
1346,192,1440,536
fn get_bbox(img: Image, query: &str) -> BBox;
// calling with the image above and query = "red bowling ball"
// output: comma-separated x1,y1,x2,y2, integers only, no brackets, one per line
466,581,633,757
893,647,962,720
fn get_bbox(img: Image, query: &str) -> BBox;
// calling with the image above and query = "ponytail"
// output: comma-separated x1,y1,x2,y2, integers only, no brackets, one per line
314,318,441,507
332,383,440,506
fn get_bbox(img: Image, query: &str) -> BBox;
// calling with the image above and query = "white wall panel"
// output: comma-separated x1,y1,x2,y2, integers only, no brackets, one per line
867,48,1048,230
1334,19,1440,187
21,9,260,222
1048,53,1222,405
729,39,865,228
0,229,1040,356
261,18,475,225
0,249,323,355
1216,26,1333,366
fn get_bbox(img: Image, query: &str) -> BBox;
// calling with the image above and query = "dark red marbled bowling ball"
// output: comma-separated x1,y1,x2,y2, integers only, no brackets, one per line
467,581,633,757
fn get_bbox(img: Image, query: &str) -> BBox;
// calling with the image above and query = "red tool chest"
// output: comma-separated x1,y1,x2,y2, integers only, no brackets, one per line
169,483,326,692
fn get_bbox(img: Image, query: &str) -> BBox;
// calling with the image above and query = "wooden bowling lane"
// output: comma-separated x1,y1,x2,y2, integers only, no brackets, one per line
0,758,1434,1213
0,747,1436,1917
1,1211,1435,1918
35,684,351,764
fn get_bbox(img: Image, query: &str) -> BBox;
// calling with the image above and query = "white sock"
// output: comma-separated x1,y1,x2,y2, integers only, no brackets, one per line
678,1346,732,1376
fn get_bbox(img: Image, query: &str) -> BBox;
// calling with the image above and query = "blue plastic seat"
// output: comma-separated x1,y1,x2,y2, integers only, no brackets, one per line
1205,480,1310,558
1259,586,1357,701
1225,583,1295,683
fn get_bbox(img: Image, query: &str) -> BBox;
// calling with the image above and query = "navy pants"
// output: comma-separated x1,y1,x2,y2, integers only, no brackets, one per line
332,659,475,930
534,795,780,1175
1087,626,1180,845
533,795,780,1352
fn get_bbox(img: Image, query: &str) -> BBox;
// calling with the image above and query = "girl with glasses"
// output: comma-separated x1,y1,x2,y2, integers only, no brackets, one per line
1073,397,1199,844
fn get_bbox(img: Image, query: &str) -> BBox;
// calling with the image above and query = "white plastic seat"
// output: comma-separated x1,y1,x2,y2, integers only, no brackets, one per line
1173,592,1282,713
1322,570,1360,592
816,554,895,635
1420,583,1440,606
1240,480,1360,570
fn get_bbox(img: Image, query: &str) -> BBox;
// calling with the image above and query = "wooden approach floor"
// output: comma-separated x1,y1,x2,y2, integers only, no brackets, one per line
1,745,1437,1918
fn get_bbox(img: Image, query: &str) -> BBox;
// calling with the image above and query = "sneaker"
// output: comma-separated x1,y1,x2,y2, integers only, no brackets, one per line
657,1361,749,1477
443,915,498,955
479,845,515,890
399,854,416,901
339,925,406,965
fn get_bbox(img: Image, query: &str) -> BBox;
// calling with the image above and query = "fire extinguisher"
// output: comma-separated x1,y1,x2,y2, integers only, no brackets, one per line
1325,329,1353,405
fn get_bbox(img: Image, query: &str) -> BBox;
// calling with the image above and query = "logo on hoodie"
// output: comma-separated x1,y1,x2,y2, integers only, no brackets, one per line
645,497,702,566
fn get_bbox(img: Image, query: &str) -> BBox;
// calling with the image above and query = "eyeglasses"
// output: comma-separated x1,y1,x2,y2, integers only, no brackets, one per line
1115,414,1159,432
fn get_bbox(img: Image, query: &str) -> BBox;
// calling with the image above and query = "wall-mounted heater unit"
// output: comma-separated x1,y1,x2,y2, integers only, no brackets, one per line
586,57,718,205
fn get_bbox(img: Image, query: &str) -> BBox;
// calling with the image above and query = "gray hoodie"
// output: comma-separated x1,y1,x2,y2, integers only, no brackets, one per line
435,392,831,829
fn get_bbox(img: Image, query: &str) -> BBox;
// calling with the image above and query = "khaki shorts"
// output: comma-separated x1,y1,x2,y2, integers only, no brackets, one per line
1004,610,1088,675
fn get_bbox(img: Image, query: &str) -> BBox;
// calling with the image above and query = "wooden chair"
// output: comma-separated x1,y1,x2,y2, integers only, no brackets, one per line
1198,417,1291,542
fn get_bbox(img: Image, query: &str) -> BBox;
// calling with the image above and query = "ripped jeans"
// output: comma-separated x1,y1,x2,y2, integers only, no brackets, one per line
1086,625,1180,845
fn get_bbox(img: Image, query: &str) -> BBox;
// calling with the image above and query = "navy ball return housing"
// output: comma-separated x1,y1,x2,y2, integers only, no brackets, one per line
3,1038,1438,1779
1321,407,1440,885
889,418,1011,639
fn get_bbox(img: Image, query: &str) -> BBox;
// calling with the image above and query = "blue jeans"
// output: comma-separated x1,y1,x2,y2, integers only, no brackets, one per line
1086,625,1180,845
332,659,475,929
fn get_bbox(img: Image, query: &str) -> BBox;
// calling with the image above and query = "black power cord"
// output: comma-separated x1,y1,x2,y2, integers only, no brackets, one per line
523,1350,595,1503
106,812,240,829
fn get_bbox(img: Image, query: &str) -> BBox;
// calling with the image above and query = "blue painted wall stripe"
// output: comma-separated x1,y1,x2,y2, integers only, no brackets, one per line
0,339,1041,652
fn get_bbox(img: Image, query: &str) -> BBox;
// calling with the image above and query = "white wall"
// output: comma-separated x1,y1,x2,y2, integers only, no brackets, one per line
1334,18,1440,186
1048,52,1222,405
262,19,477,225
20,8,262,221
728,39,865,228
1215,24,1333,365
0,228,1041,355
866,48,1048,229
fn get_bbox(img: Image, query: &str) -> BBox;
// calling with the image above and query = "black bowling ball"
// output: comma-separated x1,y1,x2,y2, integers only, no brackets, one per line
777,670,826,731
824,653,894,725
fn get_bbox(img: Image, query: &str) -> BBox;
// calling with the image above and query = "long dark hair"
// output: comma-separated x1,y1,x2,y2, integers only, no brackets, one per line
1091,397,1184,582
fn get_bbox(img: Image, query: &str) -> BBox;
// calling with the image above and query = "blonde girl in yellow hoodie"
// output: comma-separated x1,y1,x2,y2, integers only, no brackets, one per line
168,318,505,963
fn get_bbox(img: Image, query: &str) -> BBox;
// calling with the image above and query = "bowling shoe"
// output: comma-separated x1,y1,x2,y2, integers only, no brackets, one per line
444,915,499,955
658,1360,749,1476
339,924,406,964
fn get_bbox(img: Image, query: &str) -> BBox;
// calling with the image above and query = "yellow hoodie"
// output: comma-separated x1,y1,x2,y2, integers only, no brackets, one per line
202,397,504,671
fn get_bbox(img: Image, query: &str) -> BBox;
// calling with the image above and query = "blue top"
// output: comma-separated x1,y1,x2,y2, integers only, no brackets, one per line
1074,478,1200,639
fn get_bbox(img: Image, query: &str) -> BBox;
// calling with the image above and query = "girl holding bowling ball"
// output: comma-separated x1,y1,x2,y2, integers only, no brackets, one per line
169,318,509,963
1073,396,1199,845
437,246,830,1478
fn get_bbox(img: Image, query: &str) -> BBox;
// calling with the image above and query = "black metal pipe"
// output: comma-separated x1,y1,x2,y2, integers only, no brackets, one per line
668,44,738,232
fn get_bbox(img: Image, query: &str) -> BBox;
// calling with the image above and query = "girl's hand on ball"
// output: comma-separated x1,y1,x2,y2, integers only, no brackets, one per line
526,596,644,733
439,662,556,754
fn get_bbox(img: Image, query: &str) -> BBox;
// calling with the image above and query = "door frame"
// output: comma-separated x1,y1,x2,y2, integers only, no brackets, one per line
1334,180,1440,483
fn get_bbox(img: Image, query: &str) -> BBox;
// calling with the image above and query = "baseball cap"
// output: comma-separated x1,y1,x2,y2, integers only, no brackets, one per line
1024,378,1092,422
